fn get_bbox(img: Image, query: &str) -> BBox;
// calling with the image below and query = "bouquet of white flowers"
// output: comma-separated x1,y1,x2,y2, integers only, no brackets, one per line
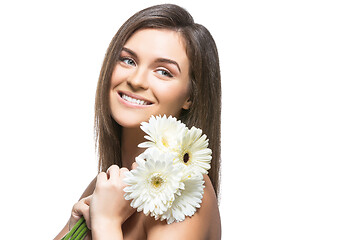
124,115,212,224
61,115,212,239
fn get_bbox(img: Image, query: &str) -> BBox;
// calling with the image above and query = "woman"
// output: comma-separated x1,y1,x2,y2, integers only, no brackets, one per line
55,4,221,239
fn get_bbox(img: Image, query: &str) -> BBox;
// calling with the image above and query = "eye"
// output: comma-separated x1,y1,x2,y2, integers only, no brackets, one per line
120,57,136,66
156,69,173,78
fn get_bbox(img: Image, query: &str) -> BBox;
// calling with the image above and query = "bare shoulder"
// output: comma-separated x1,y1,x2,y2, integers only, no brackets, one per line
145,174,221,240
79,176,97,199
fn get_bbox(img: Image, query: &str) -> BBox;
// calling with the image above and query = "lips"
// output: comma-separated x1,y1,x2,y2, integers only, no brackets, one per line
118,91,153,106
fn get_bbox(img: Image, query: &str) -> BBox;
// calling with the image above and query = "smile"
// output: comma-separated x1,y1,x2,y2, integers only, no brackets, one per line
119,92,153,106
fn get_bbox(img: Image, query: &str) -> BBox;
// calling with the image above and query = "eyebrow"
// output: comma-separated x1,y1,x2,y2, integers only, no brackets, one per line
122,47,138,59
155,58,181,73
122,47,181,73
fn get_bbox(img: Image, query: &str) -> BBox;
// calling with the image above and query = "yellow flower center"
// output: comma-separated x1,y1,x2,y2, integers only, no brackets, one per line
161,137,169,147
150,173,164,189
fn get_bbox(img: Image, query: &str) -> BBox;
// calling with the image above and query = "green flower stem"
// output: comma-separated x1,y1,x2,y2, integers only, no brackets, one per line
71,222,87,240
61,217,88,240
62,217,84,240
78,224,89,240
74,224,88,240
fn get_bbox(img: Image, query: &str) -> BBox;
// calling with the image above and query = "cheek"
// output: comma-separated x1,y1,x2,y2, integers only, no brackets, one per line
153,81,190,108
110,65,128,87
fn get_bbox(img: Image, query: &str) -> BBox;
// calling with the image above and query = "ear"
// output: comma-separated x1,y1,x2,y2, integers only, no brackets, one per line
182,97,192,110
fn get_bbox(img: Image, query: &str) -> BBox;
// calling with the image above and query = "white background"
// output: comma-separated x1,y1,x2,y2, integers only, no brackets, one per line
0,0,359,239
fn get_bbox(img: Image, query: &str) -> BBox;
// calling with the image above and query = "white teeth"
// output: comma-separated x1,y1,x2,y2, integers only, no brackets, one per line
121,94,149,105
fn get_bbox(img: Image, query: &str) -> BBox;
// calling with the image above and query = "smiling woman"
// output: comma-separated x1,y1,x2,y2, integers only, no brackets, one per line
110,29,192,128
54,3,221,240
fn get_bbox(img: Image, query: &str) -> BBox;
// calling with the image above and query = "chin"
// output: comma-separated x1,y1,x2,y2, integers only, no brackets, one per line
111,113,150,129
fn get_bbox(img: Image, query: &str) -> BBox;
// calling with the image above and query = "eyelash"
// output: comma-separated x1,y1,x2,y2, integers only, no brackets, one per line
156,69,174,78
120,57,136,66
119,56,174,78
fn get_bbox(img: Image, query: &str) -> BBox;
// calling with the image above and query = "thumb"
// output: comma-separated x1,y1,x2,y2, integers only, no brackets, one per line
82,195,92,230
131,162,138,170
83,195,92,206
71,195,92,230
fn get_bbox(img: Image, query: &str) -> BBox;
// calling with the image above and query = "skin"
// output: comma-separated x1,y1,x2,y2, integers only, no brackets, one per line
54,29,221,240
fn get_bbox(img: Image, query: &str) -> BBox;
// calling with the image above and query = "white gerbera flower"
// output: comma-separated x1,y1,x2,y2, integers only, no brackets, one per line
126,115,212,224
123,149,184,218
175,126,212,175
138,115,186,153
161,173,205,224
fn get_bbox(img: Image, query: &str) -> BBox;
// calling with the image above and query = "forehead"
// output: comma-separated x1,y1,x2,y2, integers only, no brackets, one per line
123,29,189,69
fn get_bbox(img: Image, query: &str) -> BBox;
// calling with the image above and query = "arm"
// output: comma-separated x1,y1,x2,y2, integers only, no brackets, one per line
146,175,221,240
54,165,136,240
89,165,136,240
54,177,97,240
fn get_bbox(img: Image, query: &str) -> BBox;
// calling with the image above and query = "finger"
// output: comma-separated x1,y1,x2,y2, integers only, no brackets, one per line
119,167,130,182
81,203,91,230
70,198,91,229
81,195,92,229
96,171,108,184
119,167,129,175
131,162,139,170
106,164,120,179
83,195,92,206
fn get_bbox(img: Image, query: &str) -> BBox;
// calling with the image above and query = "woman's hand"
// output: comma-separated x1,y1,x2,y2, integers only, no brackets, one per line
90,164,136,236
69,195,92,240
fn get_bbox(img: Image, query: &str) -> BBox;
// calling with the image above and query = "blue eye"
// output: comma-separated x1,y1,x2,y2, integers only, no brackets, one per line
156,69,173,78
120,57,136,66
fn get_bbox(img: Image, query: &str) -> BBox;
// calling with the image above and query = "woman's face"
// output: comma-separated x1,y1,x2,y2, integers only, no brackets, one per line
109,29,191,128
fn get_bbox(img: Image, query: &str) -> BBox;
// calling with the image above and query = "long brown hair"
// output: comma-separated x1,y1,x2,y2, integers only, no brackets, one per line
94,4,221,196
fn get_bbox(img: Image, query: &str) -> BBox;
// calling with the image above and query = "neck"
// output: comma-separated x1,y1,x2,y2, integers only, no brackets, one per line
121,127,146,169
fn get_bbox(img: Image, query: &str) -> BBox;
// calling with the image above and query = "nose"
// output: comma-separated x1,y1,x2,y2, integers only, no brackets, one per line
127,67,149,90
